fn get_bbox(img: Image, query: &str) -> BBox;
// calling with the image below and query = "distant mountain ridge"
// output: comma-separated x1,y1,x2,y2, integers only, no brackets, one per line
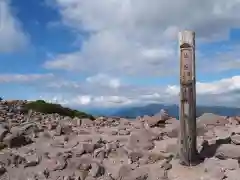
80,107,120,117
111,104,240,118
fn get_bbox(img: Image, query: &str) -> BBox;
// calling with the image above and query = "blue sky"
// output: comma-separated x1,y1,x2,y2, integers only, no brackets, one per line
0,0,240,108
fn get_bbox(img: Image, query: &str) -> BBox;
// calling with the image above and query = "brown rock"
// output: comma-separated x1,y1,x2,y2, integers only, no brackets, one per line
3,134,32,148
231,134,240,145
197,113,228,127
89,162,105,178
235,116,240,123
230,126,240,134
228,117,239,125
24,154,41,168
55,124,62,136
154,138,178,154
163,122,179,138
161,162,172,170
225,169,240,180
0,125,8,142
128,151,143,163
111,131,118,135
75,170,89,180
118,165,149,180
215,144,240,159
52,158,67,171
47,122,57,130
118,130,130,136
81,118,94,127
146,152,168,164
0,165,6,176
143,109,170,128
127,130,155,151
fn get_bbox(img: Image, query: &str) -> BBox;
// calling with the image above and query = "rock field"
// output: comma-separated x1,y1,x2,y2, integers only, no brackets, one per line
0,100,240,180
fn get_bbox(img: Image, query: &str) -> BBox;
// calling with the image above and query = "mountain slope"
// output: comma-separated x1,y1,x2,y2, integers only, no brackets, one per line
24,100,95,120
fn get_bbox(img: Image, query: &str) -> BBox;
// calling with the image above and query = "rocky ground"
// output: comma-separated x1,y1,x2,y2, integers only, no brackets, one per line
0,100,240,180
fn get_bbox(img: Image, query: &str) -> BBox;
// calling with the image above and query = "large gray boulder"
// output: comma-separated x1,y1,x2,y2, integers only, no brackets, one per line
197,113,228,127
126,129,156,151
215,144,240,159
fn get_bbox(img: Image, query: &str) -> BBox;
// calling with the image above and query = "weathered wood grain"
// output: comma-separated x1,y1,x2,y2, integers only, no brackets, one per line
178,31,198,166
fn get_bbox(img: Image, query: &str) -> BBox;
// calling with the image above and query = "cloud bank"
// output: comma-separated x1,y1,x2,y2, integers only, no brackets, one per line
44,0,240,77
1,73,239,108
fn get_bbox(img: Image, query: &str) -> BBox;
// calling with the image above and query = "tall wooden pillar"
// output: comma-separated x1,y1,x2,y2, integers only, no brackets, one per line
178,31,198,166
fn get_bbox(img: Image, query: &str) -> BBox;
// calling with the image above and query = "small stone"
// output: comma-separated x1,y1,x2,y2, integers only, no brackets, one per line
43,168,50,178
24,154,41,168
118,165,132,179
41,131,52,139
231,134,240,145
81,119,94,127
55,124,62,136
64,136,69,142
162,162,172,170
51,140,64,148
0,142,6,150
111,131,118,135
146,153,167,164
118,130,130,136
63,176,72,180
47,123,57,130
0,125,8,142
128,152,143,163
94,148,106,161
0,165,6,176
75,158,92,171
82,143,96,154
89,162,105,178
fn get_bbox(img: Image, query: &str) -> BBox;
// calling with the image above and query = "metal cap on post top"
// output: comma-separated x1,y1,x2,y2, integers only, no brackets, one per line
178,31,195,48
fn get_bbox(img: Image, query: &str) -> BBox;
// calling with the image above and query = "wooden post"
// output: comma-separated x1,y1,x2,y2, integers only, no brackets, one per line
178,31,198,166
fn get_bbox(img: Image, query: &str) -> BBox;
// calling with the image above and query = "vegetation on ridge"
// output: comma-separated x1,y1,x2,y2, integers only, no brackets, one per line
23,100,95,120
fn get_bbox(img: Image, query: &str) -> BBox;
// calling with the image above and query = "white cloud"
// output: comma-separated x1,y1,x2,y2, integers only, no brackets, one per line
44,0,240,77
43,52,82,71
0,73,54,83
44,30,177,76
0,0,28,52
39,94,134,108
141,48,174,60
166,85,179,96
4,73,236,108
73,95,92,105
39,94,70,105
36,75,240,108
7,0,238,108
197,76,240,95
54,0,240,40
167,76,240,95
47,80,81,89
86,74,121,89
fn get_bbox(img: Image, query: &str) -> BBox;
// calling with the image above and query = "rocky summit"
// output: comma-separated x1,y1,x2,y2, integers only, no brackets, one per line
0,100,239,180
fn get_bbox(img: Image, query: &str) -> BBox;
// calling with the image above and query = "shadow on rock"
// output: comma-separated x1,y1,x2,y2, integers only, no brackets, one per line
199,137,231,159
178,137,232,166
4,134,33,148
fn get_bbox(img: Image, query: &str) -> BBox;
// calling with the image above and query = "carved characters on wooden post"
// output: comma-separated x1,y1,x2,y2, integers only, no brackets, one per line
180,48,193,85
